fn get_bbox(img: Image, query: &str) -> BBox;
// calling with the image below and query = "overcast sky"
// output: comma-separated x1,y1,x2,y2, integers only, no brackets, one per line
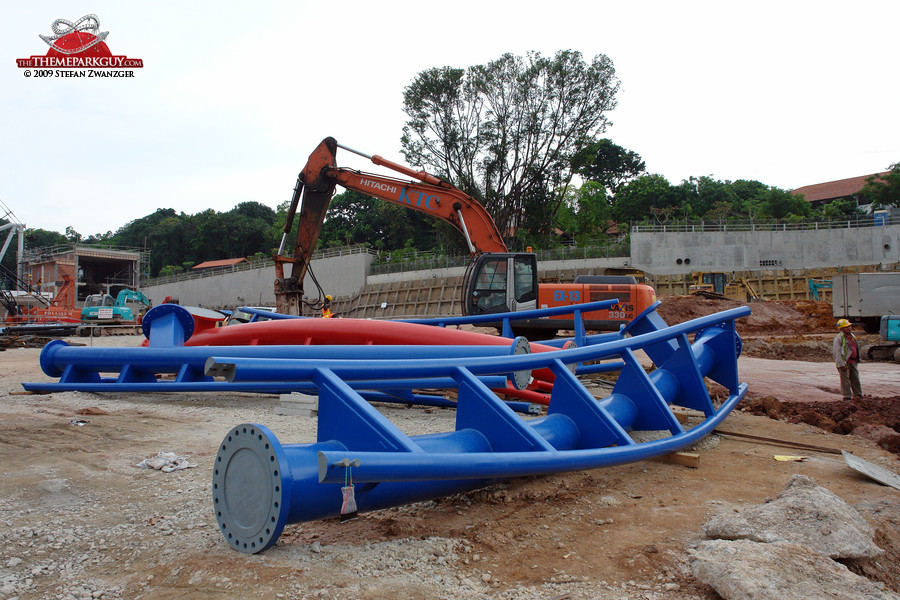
2,1,898,237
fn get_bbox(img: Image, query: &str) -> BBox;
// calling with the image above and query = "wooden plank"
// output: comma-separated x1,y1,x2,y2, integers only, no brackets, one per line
714,429,843,454
842,451,900,490
653,451,700,468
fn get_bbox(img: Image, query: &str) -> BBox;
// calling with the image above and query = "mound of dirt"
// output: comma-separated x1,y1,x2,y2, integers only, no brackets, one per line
741,395,900,455
657,296,837,336
740,336,831,362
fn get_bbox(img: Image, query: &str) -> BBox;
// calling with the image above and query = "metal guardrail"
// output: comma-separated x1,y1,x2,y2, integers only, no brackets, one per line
531,242,629,262
369,241,631,276
144,260,267,286
370,253,469,275
632,214,899,233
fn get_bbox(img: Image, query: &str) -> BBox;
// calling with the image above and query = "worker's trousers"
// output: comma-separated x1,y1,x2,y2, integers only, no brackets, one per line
838,363,862,400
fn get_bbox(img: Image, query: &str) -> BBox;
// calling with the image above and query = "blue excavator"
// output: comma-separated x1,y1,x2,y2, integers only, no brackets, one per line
78,288,151,336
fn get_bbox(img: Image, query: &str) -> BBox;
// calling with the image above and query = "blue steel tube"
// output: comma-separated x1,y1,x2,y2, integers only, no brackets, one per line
214,309,750,553
23,377,512,395
38,338,530,380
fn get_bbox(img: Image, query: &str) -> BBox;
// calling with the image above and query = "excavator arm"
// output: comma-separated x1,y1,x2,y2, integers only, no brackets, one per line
275,137,508,314
115,289,152,308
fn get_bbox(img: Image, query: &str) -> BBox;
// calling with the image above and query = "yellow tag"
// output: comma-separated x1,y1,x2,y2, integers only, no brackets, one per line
774,455,807,462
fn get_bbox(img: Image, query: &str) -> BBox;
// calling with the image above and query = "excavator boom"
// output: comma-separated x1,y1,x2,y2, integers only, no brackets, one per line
329,169,507,253
275,137,507,314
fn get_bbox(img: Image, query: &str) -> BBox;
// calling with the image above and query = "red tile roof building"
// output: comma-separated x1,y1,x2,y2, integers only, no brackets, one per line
191,258,248,270
791,172,888,207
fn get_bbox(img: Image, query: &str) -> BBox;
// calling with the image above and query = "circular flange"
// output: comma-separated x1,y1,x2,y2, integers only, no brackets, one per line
141,304,195,342
213,423,289,554
509,336,532,390
560,339,578,374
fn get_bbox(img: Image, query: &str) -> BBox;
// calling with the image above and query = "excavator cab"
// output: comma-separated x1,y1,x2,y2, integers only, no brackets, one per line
83,293,115,308
465,253,538,315
691,272,729,295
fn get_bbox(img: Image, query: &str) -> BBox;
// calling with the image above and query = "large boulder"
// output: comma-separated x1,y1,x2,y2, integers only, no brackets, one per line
691,539,898,600
702,474,881,559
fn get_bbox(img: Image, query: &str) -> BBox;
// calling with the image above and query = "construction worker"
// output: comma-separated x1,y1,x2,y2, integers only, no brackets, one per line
322,295,334,318
833,318,862,402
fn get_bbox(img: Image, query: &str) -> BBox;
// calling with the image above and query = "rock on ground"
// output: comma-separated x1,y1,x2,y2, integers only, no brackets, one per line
691,539,899,600
702,474,881,559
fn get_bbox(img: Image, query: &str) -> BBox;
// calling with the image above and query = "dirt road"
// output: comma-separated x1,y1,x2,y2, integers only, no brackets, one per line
1,307,898,599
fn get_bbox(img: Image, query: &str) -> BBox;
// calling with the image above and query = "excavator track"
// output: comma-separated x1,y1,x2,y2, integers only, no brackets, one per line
76,324,142,337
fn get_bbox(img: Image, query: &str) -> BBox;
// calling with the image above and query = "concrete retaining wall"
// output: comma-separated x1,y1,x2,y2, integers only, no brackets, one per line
144,251,373,309
632,224,900,275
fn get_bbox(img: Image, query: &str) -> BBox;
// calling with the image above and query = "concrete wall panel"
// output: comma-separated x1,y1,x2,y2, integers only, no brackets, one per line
145,252,373,309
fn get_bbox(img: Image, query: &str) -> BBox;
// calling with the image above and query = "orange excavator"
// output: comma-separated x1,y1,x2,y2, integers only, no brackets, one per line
275,137,656,336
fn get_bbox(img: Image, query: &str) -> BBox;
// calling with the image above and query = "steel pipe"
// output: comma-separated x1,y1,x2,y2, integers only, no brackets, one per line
37,338,530,384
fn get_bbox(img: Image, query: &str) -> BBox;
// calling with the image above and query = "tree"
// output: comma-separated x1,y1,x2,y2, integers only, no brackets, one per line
729,179,769,220
761,188,811,219
572,139,645,195
110,208,179,249
401,50,620,247
224,202,277,258
706,201,733,226
822,199,863,219
553,180,614,243
24,227,67,249
184,208,227,265
108,205,282,276
82,231,114,245
612,174,673,222
650,205,677,225
671,176,737,218
64,226,82,243
858,162,900,209
146,215,186,275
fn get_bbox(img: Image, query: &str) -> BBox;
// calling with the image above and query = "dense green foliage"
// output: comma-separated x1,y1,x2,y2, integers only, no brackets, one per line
23,201,280,278
858,163,900,209
571,139,646,195
606,174,812,223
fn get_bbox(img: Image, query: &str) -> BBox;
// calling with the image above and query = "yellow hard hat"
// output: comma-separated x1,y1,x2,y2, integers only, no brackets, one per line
836,318,851,329
325,295,333,301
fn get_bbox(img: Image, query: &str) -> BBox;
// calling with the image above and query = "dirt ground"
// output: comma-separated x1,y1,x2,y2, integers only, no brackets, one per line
1,297,898,600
